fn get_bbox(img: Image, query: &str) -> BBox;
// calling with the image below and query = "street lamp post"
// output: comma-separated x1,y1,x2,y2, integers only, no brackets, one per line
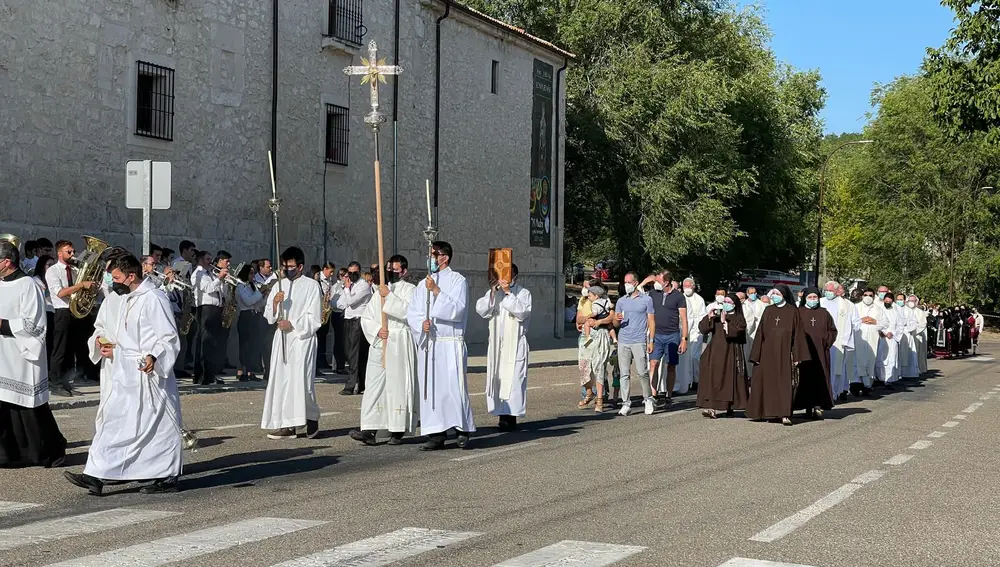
815,139,874,286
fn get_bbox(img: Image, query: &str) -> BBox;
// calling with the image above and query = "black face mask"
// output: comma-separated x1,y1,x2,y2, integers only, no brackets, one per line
883,300,893,309
112,279,132,296
385,270,401,284
284,267,299,280
347,271,360,283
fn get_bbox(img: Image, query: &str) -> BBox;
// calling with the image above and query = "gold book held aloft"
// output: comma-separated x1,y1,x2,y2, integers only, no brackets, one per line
488,248,513,284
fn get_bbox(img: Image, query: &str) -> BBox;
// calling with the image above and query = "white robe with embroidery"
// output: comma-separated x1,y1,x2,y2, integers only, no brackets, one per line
84,280,183,481
877,305,905,384
261,276,322,430
676,293,706,394
821,296,860,396
0,276,48,408
476,285,532,417
853,302,888,387
899,306,921,378
359,280,418,434
406,268,475,435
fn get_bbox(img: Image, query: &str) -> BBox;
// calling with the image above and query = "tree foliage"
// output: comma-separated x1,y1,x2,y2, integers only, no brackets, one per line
464,0,826,287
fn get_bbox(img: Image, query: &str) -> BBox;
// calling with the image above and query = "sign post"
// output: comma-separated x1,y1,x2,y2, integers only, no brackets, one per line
126,160,172,255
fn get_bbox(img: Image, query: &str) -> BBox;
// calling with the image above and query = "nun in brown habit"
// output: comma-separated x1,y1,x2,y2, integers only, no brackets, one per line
747,285,811,425
696,292,749,418
795,287,837,418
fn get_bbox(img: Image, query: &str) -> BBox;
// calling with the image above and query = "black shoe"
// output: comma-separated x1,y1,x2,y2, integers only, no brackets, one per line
175,370,191,378
837,392,848,403
140,478,179,494
214,377,225,385
237,374,248,382
349,429,376,445
456,431,470,449
420,435,445,451
388,433,404,445
339,389,355,396
64,471,104,496
335,368,348,375
248,373,262,381
306,420,320,439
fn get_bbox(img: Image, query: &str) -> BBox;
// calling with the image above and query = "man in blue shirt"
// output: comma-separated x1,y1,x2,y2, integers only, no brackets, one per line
642,269,688,405
613,272,656,415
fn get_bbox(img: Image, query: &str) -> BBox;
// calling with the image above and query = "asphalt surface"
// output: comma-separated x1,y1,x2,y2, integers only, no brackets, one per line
2,342,999,567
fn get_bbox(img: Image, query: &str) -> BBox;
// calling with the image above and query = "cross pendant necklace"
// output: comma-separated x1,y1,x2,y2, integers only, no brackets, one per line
810,317,816,327
774,316,781,326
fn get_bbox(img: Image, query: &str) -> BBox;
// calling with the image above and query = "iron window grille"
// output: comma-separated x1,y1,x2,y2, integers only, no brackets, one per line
491,60,500,94
135,61,175,141
325,104,350,166
327,0,364,46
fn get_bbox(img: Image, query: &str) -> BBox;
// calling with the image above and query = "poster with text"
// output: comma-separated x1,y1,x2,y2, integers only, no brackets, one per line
530,59,553,248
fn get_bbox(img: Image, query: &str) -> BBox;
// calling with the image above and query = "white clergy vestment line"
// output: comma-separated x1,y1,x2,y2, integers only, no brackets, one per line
876,306,905,384
359,280,419,434
406,267,476,435
475,284,532,417
915,308,929,374
821,296,859,395
84,279,183,481
0,275,49,408
899,307,921,378
676,293,706,394
87,293,125,427
261,276,323,430
853,302,888,388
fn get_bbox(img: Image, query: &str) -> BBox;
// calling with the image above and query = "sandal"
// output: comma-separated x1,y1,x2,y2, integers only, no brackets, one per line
595,399,604,413
782,417,793,426
578,393,595,409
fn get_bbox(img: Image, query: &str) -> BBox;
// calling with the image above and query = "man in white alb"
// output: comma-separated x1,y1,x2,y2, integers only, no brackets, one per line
65,254,183,495
406,241,475,451
261,247,323,440
676,278,707,394
351,255,418,445
821,280,860,402
476,263,532,430
852,288,888,396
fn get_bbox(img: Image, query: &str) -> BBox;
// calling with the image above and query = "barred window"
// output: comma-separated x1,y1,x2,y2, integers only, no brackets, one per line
135,61,175,141
325,104,349,166
327,0,364,45
491,60,500,95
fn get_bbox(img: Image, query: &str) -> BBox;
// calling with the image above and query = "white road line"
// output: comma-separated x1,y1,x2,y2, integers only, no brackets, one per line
44,517,326,567
980,395,993,401
269,527,480,567
953,414,967,420
883,454,914,466
719,559,818,567
909,440,933,450
205,423,255,431
750,483,864,543
552,382,576,387
976,357,996,362
0,508,180,551
849,470,886,485
942,421,960,428
320,411,341,417
470,391,486,397
962,402,983,413
927,431,947,439
493,540,646,567
451,442,543,462
0,501,40,515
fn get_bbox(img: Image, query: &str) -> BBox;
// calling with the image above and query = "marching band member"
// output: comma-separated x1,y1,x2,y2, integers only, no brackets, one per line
191,251,227,385
236,262,265,381
254,258,278,380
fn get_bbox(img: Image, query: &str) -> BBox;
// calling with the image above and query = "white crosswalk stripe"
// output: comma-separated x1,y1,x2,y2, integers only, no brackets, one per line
269,527,479,566
0,501,40,515
719,559,819,567
492,540,646,566
41,517,326,567
0,508,180,552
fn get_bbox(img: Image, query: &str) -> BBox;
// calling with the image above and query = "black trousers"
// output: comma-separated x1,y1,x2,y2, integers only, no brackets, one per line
343,317,369,393
50,309,89,388
237,310,262,373
260,318,277,380
316,317,331,368
193,305,222,380
331,311,347,370
44,312,54,368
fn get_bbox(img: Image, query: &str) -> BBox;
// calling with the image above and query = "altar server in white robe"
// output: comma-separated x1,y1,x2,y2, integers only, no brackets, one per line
261,247,322,440
915,300,929,373
476,263,532,431
0,240,66,468
675,278,707,394
406,241,475,451
899,294,921,379
852,288,888,394
743,286,766,368
876,292,905,388
86,251,129,435
821,281,860,401
351,255,418,445
64,254,182,495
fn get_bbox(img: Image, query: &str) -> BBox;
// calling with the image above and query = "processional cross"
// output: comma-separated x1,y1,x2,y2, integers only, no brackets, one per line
344,40,403,369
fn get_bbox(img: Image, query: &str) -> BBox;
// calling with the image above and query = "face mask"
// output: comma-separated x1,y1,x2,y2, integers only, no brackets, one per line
748,293,757,301
715,295,725,304
895,300,904,307
806,299,819,309
103,272,113,287
862,296,874,306
386,271,401,284
683,288,694,296
581,287,589,297
285,267,299,280
824,291,835,300
111,279,131,296
654,282,664,291
877,292,886,300
906,301,915,309
884,300,893,308
429,259,440,273
722,303,735,313
771,294,784,306
624,283,636,294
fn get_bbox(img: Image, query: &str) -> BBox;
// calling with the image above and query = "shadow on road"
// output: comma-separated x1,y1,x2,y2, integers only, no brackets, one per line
181,447,340,491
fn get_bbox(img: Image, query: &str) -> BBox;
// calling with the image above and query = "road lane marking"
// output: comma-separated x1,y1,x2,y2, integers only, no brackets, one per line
451,442,543,462
849,470,886,484
942,421,960,428
320,411,342,417
492,540,646,567
0,502,40,515
883,454,913,466
269,527,480,567
205,423,256,431
980,395,993,400
909,440,933,450
552,382,576,387
720,560,819,567
44,517,326,567
953,415,967,420
962,402,983,413
927,431,947,438
750,483,866,543
0,508,180,551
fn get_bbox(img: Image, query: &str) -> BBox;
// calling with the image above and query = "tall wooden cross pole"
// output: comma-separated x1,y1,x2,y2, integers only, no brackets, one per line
344,40,403,368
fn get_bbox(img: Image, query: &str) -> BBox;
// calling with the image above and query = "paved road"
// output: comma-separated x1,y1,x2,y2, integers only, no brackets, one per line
2,342,999,567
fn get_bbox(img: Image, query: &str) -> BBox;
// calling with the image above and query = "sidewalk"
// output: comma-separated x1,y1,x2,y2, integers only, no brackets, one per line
49,336,579,411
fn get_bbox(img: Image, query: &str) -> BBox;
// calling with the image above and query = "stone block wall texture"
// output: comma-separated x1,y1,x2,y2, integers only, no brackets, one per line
0,0,567,344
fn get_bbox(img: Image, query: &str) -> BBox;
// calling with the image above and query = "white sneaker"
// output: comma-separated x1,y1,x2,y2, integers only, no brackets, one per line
618,404,631,416
643,398,655,415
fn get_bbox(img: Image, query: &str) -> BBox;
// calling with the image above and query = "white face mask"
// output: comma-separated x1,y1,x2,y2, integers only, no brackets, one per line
715,295,725,304
862,296,874,306
906,301,916,309
624,283,636,294
581,287,589,297
683,288,694,296
653,282,664,291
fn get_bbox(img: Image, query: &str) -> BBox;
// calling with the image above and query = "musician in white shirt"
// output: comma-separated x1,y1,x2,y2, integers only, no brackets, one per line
316,262,337,371
190,251,228,385
336,261,372,395
45,240,95,396
254,258,278,380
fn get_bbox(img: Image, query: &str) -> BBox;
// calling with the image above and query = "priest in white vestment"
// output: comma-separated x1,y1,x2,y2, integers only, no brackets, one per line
0,241,66,468
351,255,418,445
915,299,929,373
899,294,921,379
876,294,905,387
821,281,860,401
743,287,766,369
476,264,532,430
853,289,888,394
675,278,706,394
64,255,182,495
406,241,475,451
261,247,322,440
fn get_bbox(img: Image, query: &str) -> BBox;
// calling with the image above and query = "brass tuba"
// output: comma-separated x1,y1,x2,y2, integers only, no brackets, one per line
0,233,21,250
69,235,110,319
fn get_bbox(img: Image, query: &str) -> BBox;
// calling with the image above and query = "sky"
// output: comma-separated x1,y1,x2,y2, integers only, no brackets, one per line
743,0,957,134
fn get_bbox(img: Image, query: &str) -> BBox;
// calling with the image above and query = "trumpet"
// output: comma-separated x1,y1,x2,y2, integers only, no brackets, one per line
151,269,192,290
214,262,244,287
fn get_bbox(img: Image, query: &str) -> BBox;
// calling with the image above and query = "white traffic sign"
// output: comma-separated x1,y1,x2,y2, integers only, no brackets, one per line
126,160,171,210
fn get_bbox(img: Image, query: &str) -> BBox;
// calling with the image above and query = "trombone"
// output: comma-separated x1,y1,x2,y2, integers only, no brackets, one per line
151,268,192,290
214,262,244,287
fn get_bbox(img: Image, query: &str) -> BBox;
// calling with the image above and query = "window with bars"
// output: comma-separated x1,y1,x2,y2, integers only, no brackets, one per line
325,104,349,166
491,60,500,95
327,0,364,45
135,61,175,141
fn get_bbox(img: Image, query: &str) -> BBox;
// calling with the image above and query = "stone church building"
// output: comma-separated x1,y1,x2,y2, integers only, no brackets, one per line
0,0,571,343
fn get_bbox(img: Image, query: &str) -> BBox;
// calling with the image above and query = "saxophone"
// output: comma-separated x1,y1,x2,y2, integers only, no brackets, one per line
220,262,244,329
179,289,195,335
69,235,110,319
